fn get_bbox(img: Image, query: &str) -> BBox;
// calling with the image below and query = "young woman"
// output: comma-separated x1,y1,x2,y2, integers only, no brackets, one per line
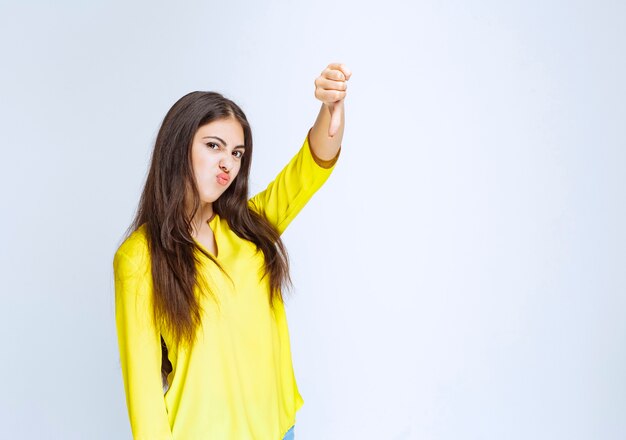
113,62,351,439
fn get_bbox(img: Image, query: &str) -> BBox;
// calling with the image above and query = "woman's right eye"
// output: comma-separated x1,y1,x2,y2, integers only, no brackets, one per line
207,142,219,150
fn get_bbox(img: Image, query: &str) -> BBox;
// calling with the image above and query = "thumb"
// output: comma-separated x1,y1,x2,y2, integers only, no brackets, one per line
328,99,344,138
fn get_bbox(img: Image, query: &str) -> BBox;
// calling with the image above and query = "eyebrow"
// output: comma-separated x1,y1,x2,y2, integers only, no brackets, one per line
202,136,246,149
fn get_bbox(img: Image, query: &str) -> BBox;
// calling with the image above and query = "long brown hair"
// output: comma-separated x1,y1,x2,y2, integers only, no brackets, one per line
122,91,292,377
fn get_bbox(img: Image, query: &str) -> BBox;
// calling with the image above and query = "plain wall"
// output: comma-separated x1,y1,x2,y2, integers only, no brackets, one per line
0,0,624,439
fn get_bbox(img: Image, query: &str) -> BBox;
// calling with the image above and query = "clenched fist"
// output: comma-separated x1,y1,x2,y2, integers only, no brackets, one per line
314,63,352,137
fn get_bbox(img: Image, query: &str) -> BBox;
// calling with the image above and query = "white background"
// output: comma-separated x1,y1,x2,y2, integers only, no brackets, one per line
0,1,624,439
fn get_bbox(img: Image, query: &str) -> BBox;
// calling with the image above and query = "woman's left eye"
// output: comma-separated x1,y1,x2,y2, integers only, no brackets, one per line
233,151,243,159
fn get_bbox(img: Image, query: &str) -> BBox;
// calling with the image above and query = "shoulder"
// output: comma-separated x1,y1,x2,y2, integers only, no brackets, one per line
247,197,262,216
113,224,151,273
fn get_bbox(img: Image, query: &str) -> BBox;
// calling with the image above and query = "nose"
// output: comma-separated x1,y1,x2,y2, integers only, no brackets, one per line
219,153,234,173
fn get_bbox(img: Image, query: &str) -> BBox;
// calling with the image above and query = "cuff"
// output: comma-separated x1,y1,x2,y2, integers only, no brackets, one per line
307,127,341,169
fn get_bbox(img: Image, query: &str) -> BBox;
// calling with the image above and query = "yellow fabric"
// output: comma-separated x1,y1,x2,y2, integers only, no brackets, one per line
114,131,340,440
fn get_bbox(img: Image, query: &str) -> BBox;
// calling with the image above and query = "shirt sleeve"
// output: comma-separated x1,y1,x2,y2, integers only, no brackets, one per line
113,248,174,440
248,127,341,235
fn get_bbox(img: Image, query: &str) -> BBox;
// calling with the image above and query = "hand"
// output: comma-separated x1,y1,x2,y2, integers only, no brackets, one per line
314,63,352,137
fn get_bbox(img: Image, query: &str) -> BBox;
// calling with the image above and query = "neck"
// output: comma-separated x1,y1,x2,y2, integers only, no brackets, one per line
190,202,214,236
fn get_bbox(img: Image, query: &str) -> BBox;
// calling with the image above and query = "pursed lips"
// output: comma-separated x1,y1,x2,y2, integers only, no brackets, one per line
217,173,230,185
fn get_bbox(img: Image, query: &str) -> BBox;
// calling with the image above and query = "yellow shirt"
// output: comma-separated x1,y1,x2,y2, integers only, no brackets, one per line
114,130,340,440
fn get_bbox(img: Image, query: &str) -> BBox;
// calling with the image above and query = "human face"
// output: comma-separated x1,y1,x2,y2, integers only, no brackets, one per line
190,117,246,204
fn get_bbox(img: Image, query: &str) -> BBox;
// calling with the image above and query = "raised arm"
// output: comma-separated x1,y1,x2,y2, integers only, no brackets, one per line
247,63,351,234
247,129,340,235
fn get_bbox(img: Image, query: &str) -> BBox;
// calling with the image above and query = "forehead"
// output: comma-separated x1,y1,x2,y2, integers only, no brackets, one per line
195,118,244,144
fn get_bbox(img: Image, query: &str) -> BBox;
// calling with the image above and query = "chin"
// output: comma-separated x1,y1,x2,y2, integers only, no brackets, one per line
209,189,229,202
199,193,219,204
